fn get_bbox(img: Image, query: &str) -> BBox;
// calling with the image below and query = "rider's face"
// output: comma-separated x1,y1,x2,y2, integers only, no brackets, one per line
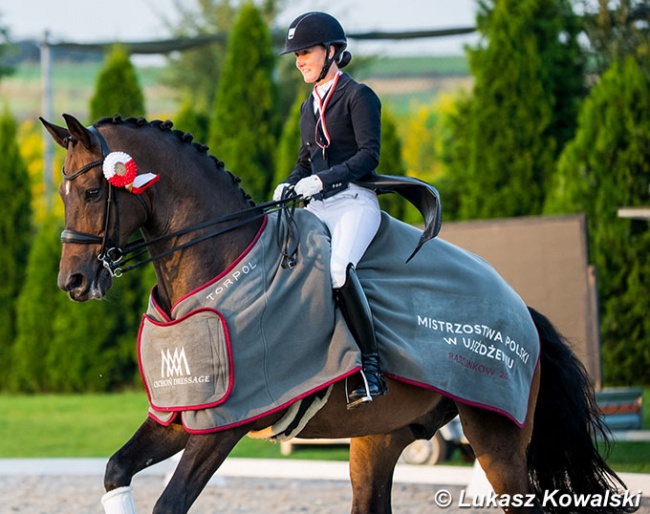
294,45,329,84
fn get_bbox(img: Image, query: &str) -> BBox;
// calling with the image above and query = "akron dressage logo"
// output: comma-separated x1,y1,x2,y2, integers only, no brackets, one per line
152,347,212,388
161,347,190,378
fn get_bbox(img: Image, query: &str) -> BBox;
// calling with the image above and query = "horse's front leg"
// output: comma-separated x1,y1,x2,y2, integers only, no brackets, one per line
153,423,251,514
102,417,190,513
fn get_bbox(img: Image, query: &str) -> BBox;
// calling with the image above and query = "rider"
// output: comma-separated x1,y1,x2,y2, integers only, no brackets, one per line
273,12,387,409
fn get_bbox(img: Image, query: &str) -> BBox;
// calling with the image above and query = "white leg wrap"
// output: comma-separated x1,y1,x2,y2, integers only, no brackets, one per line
101,486,137,514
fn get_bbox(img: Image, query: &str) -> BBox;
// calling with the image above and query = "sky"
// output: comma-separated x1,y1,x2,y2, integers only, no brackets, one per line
1,0,479,57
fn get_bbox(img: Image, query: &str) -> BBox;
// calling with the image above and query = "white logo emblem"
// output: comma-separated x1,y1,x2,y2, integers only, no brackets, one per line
288,28,296,40
161,347,191,378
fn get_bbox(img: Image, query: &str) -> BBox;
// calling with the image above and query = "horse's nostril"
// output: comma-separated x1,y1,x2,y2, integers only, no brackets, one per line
63,273,85,292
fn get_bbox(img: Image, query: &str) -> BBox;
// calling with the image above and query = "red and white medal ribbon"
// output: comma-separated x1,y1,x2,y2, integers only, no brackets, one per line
313,71,341,157
103,152,159,194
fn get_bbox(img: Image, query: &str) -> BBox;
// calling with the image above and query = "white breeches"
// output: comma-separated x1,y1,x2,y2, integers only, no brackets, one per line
306,184,381,289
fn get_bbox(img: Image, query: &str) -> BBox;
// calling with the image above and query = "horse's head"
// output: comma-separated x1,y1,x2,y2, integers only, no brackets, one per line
41,114,150,302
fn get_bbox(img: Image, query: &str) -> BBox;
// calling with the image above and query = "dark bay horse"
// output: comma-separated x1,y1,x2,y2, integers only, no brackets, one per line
41,114,634,514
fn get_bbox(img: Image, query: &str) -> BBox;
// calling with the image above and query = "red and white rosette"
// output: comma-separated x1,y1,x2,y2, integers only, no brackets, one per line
102,151,159,194
103,152,138,188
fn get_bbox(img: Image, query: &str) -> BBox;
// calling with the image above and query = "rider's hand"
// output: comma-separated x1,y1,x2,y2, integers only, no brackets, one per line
294,175,323,198
273,183,291,202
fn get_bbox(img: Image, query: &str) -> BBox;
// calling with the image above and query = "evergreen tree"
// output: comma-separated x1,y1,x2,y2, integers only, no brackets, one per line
46,292,119,392
161,0,236,115
0,108,32,387
89,45,145,122
539,0,586,158
581,0,650,76
276,54,310,127
444,0,585,220
10,215,62,392
208,3,277,202
544,57,650,384
273,94,303,190
377,107,408,221
161,0,281,115
438,92,474,221
399,94,458,221
0,15,14,80
174,100,210,145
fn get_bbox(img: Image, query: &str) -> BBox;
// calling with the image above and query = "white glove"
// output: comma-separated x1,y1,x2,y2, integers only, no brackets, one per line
273,183,291,202
294,175,324,198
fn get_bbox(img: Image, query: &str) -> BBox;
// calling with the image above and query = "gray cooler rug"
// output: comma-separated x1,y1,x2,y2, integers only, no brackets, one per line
138,210,539,433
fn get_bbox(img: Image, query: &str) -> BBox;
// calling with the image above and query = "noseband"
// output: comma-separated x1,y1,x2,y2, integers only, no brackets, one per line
61,125,300,277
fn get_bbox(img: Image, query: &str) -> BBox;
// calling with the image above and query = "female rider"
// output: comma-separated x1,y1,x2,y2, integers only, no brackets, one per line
273,12,387,409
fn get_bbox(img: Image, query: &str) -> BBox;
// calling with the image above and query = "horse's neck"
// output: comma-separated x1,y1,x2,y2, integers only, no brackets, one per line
151,227,259,312
144,170,262,314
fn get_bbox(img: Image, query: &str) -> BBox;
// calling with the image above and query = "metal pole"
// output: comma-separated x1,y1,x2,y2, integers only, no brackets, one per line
41,30,53,212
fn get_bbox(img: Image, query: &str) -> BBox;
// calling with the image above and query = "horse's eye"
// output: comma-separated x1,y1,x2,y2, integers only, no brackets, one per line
84,188,101,201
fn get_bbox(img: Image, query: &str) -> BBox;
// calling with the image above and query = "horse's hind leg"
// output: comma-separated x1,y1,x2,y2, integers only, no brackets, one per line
457,368,542,513
349,427,416,514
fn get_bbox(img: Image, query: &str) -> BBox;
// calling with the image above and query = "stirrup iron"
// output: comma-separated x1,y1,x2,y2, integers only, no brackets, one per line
346,371,373,410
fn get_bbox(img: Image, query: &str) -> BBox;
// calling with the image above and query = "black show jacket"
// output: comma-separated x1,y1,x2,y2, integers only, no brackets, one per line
286,73,381,196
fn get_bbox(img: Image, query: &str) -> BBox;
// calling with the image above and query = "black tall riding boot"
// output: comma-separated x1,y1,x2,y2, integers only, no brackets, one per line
335,264,388,409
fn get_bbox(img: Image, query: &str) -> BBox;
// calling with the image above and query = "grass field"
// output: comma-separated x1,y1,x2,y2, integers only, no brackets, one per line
0,55,470,123
1,390,647,473
0,61,178,123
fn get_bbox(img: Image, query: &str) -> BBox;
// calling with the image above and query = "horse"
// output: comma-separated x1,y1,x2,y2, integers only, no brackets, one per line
40,113,635,514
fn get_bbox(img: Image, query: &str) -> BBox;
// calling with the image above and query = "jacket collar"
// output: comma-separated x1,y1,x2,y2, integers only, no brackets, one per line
324,72,351,108
312,72,351,110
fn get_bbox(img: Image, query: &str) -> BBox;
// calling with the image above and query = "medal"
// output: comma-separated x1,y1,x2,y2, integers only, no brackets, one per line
314,72,341,160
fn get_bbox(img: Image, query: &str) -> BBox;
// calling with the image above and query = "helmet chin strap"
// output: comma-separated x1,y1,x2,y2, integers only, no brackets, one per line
316,44,340,83
316,61,333,83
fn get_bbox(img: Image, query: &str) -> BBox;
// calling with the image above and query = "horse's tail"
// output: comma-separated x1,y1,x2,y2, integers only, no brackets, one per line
527,307,637,514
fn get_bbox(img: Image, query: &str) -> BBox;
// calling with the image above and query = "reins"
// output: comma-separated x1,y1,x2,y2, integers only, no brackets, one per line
62,124,302,277
113,197,300,276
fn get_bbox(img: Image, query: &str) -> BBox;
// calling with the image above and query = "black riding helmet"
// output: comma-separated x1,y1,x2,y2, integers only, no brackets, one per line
281,12,351,81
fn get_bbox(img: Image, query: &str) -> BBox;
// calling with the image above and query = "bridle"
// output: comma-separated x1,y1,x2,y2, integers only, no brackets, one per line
61,125,131,276
61,125,300,277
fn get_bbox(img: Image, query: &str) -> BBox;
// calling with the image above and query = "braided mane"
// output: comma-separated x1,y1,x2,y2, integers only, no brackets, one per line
95,114,254,205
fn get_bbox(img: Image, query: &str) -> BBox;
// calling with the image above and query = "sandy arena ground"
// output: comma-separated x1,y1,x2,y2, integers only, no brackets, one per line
1,459,648,513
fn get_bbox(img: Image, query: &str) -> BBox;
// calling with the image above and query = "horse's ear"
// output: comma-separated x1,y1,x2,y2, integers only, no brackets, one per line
39,117,70,149
62,113,93,150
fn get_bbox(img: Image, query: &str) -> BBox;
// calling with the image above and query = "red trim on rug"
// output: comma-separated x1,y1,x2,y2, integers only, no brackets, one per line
147,410,178,426
148,288,171,322
384,350,541,429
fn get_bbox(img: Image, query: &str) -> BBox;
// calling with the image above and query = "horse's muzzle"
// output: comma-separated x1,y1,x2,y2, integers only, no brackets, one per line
58,266,112,302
